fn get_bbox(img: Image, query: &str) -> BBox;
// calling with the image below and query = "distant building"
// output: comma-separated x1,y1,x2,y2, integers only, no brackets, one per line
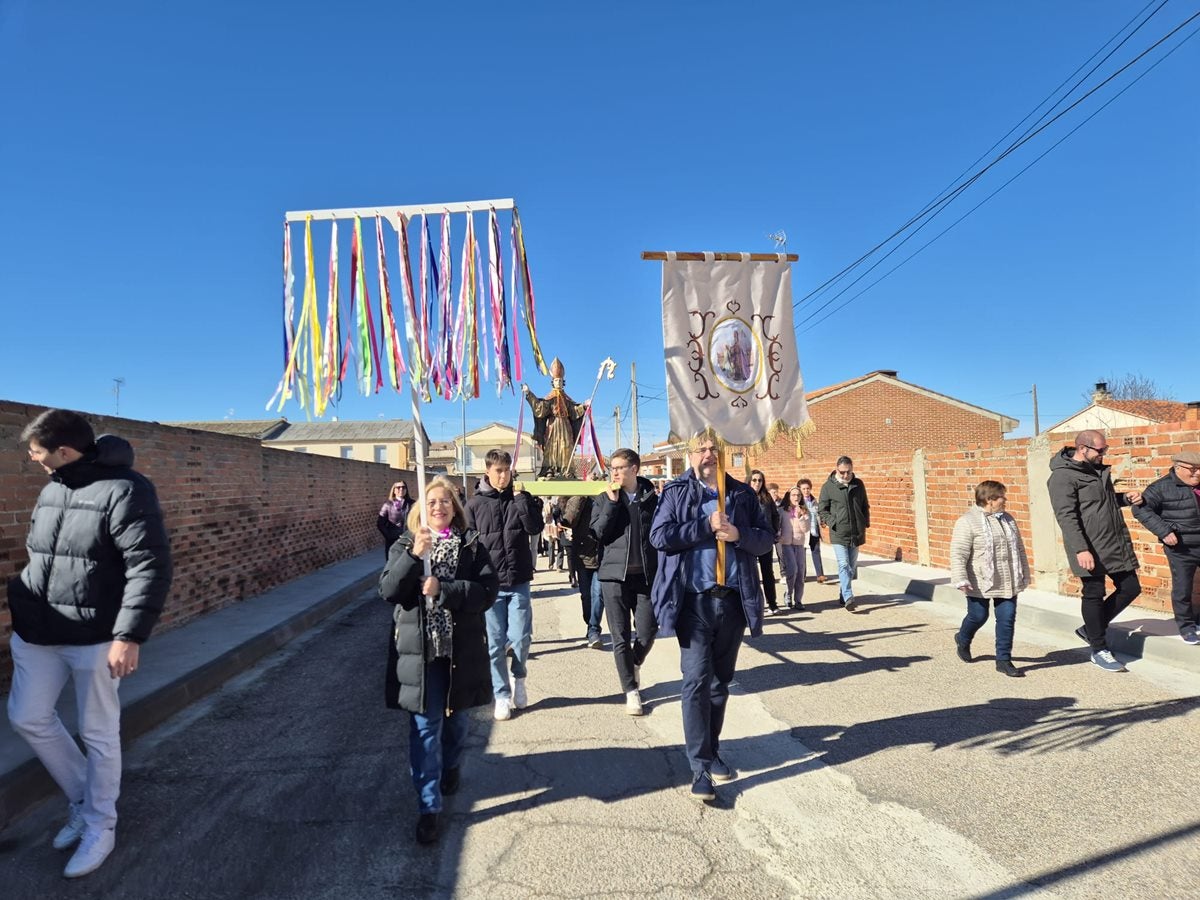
1046,382,1200,436
168,417,430,469
453,423,542,479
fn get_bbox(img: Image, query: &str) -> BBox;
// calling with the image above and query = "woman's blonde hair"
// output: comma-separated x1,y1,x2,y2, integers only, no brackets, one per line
405,476,468,533
390,481,408,499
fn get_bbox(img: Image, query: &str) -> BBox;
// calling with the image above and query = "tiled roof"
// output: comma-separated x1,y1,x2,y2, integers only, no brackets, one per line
167,419,290,440
1097,399,1189,423
804,370,1017,430
268,420,417,442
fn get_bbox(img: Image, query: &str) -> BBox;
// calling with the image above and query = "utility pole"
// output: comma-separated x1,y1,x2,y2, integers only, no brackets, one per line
112,378,125,416
613,405,622,451
631,362,640,454
1032,384,1040,436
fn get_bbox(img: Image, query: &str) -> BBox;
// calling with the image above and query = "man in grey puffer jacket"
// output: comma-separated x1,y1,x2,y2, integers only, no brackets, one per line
7,409,172,878
1047,430,1142,673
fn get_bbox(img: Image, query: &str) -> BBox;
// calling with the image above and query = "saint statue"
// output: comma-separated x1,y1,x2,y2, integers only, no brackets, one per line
522,357,588,479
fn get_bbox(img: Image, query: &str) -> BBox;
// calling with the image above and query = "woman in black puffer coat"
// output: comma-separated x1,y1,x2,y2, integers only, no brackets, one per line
379,476,498,845
750,470,782,614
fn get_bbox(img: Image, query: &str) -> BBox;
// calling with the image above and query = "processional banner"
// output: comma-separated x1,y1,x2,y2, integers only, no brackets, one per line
661,257,812,450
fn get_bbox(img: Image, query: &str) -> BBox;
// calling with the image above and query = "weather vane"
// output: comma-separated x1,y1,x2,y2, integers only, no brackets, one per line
767,230,787,251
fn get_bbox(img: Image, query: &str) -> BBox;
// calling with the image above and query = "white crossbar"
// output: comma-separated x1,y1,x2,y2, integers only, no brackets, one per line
284,198,516,223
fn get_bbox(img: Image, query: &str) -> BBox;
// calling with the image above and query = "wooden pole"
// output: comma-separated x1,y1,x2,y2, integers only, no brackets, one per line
641,251,798,262
715,446,727,587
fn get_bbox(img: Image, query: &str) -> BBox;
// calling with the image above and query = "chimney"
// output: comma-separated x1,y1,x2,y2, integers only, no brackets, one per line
1092,381,1111,404
878,369,898,378
1187,401,1200,422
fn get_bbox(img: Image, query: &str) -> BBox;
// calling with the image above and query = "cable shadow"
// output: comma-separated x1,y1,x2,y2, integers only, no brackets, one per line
968,818,1200,899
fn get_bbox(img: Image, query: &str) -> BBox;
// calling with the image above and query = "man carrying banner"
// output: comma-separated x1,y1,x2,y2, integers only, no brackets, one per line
650,439,772,800
649,250,813,801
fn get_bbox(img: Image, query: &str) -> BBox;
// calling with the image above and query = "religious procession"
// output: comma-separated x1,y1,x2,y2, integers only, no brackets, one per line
6,196,1196,898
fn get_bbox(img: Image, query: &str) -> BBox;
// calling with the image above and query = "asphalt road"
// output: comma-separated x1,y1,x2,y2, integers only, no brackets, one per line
2,569,1198,898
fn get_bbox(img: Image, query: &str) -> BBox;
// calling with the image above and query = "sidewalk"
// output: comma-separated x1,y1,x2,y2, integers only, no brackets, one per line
0,551,383,830
827,547,1199,674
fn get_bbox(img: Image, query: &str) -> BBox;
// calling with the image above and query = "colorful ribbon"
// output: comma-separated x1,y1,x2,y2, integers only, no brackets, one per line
266,222,297,409
512,208,548,375
376,215,404,393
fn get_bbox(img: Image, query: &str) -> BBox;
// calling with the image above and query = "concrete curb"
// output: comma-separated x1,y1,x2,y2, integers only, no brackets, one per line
831,549,1199,674
0,559,379,830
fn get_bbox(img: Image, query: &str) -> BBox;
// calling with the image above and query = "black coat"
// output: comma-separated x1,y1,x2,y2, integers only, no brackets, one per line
1134,469,1200,549
1047,447,1138,576
379,528,498,714
757,492,781,544
464,478,542,588
561,494,600,570
818,473,870,547
591,476,659,582
7,435,173,646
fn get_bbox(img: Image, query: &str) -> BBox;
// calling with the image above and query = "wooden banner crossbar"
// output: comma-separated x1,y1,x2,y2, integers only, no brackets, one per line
641,251,798,262
285,198,517,223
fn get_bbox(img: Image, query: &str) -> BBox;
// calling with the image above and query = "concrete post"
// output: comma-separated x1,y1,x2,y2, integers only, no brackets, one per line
912,448,931,566
1027,434,1067,591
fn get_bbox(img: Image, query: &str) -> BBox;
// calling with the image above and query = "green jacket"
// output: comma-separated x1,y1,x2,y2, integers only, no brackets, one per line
818,472,870,547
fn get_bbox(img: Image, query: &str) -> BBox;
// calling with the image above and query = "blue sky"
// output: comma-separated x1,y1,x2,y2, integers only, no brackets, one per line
2,1,1196,449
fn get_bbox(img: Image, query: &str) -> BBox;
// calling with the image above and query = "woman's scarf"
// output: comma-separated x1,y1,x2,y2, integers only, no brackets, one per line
979,510,1024,590
424,530,462,662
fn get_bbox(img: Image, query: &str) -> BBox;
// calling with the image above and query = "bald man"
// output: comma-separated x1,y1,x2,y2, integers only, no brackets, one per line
1047,430,1144,673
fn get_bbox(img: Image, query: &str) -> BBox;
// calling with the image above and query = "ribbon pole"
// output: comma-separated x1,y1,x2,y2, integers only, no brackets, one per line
565,357,617,474
407,382,432,578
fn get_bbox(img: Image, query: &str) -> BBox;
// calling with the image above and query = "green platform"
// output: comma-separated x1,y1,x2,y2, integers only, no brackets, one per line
515,480,608,497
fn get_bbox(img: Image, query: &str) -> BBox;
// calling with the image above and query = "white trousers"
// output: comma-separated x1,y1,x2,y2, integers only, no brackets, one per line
7,634,122,832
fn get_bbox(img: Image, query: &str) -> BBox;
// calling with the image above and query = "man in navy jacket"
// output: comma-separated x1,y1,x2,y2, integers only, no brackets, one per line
649,438,771,802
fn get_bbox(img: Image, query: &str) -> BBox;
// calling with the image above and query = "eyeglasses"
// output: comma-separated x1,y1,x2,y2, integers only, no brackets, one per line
610,464,631,472
1177,463,1200,475
692,446,717,456
1081,444,1109,455
427,498,454,507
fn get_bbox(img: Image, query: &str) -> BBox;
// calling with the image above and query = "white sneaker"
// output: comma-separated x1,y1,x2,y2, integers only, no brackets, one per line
626,689,644,716
494,698,512,720
512,678,528,709
63,828,115,878
52,803,86,850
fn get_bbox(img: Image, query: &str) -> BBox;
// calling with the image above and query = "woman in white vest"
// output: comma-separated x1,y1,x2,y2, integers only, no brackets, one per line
950,480,1031,678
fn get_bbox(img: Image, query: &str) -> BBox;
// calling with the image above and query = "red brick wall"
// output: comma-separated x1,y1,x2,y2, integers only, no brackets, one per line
752,378,1009,472
0,401,415,687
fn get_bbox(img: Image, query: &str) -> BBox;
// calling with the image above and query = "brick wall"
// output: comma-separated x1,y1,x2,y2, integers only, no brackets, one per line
751,378,1009,472
0,400,416,688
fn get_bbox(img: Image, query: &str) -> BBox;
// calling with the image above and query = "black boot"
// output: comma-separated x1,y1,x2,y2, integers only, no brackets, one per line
955,637,972,663
441,767,460,795
996,660,1024,678
416,812,440,844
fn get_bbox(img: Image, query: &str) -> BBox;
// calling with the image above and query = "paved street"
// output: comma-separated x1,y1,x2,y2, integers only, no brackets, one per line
1,568,1198,898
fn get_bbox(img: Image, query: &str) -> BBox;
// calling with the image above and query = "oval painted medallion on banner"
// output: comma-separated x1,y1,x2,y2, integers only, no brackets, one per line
708,316,762,394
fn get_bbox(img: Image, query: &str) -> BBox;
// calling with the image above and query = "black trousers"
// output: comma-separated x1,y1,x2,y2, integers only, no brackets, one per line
1165,546,1200,633
757,552,777,609
601,574,658,693
1079,569,1141,651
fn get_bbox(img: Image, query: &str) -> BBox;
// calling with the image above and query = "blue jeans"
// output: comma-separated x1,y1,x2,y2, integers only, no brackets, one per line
577,567,604,640
957,596,1017,662
677,590,745,777
808,534,825,578
485,584,532,699
408,658,469,814
832,544,859,600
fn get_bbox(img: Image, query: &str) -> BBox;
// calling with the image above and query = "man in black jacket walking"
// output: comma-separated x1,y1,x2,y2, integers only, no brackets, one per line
1048,430,1144,673
591,448,658,715
465,449,543,720
7,409,172,878
818,456,870,610
1133,450,1200,644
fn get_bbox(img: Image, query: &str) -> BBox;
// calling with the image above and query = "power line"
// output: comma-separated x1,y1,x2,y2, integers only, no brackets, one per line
794,3,1187,325
799,20,1200,333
